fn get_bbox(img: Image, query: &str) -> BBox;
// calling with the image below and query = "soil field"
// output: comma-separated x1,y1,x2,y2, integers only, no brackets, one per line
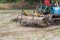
0,10,60,40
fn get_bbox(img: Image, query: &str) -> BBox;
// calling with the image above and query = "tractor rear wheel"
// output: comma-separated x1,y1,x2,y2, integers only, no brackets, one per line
42,14,53,26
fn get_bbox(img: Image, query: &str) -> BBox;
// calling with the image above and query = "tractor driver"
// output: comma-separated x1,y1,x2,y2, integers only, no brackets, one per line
42,0,52,15
42,0,51,6
36,0,52,15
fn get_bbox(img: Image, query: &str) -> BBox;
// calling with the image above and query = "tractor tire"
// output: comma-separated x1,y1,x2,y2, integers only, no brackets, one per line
42,15,52,26
54,20,60,25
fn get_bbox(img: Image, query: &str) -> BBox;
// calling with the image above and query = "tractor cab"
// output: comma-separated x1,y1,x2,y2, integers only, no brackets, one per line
50,0,60,15
50,7,60,15
37,0,60,15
